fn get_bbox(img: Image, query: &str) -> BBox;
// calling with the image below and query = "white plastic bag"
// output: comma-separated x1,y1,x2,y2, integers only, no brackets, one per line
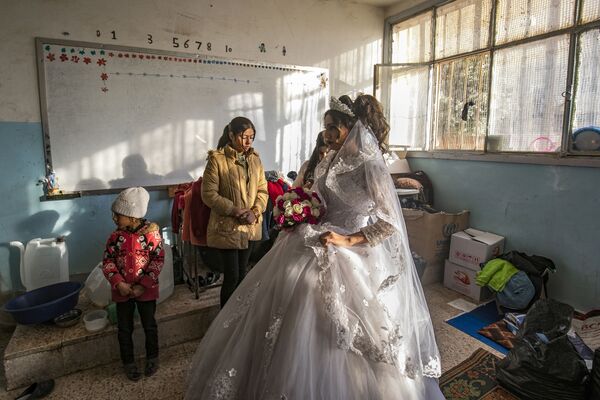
158,243,174,304
83,263,112,307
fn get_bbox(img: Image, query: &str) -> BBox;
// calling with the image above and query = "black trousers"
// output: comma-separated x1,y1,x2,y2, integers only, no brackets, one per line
116,299,158,365
218,242,256,307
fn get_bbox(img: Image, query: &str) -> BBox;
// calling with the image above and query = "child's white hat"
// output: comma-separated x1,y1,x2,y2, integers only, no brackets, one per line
112,187,149,219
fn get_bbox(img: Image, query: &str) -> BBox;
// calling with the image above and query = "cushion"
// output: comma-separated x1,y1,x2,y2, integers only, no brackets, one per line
478,320,517,350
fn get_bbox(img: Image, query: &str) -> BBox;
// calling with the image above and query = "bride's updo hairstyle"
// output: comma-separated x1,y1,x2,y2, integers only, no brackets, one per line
352,94,390,153
325,94,390,153
324,95,357,131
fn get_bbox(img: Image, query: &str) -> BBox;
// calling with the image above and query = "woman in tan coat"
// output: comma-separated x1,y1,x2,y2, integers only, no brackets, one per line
202,117,268,306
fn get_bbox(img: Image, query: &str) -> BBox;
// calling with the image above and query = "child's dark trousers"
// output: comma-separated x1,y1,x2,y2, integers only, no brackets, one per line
116,299,158,364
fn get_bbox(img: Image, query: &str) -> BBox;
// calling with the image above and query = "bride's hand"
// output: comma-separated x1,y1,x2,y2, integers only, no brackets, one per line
320,231,369,247
320,231,351,247
320,231,346,247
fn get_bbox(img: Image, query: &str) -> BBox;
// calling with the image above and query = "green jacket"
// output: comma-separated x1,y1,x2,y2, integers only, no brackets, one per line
476,258,519,292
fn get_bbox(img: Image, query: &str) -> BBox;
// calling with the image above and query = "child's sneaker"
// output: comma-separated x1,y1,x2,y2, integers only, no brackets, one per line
145,358,159,377
124,363,142,382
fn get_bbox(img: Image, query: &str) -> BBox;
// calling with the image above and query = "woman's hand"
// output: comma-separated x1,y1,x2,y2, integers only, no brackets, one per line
230,207,245,218
238,209,256,225
130,284,145,298
318,231,363,248
116,281,132,297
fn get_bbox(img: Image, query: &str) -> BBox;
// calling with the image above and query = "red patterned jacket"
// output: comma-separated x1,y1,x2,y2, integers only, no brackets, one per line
102,221,164,302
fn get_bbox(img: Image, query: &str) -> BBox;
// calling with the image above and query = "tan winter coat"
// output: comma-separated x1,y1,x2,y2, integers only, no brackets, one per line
201,145,268,249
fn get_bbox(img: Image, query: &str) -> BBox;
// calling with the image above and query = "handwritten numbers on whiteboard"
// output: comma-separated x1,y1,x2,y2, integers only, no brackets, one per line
225,45,232,53
89,33,221,53
259,43,266,53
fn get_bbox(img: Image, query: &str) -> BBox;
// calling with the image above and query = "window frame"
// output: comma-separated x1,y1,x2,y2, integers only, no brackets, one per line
381,0,600,168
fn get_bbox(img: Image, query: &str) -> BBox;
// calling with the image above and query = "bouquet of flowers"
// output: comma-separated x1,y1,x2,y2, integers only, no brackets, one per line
273,187,324,229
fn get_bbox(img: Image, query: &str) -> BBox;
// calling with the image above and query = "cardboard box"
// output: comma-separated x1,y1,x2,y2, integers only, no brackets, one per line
443,259,493,302
402,209,470,285
449,228,505,269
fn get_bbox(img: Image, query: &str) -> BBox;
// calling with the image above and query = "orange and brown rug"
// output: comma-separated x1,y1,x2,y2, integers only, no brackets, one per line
439,348,519,400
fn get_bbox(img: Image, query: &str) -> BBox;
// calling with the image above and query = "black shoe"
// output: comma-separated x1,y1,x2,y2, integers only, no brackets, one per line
124,364,142,382
144,358,159,377
15,379,55,399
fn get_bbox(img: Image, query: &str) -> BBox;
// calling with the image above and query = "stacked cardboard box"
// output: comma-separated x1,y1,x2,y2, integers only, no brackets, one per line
443,228,505,302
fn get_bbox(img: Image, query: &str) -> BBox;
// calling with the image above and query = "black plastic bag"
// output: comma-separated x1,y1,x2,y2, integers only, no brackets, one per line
496,299,589,400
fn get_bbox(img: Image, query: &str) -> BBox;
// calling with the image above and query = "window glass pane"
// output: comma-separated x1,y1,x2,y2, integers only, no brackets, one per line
571,29,600,152
433,53,490,151
581,0,600,24
495,0,575,45
376,65,430,149
435,0,491,59
489,35,569,152
392,11,432,63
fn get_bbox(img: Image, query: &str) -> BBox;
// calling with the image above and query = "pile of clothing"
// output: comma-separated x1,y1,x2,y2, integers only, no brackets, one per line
476,251,555,312
476,258,535,311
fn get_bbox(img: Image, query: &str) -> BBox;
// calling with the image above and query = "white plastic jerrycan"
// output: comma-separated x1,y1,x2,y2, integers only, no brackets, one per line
10,237,69,291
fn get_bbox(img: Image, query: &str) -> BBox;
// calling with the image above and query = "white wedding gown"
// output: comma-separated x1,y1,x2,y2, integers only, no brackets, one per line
185,122,445,400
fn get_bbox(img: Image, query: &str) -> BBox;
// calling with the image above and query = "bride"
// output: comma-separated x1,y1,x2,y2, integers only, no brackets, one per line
185,95,444,400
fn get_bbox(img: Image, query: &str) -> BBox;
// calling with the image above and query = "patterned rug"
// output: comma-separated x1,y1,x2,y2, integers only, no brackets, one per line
439,348,519,400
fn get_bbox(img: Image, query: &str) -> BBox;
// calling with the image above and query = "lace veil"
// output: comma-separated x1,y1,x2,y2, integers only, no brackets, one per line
309,120,441,378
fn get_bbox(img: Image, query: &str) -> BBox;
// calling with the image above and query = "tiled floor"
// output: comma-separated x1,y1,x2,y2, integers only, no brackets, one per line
0,283,502,399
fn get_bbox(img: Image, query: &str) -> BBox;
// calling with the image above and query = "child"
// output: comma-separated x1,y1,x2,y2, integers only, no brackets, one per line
102,187,164,381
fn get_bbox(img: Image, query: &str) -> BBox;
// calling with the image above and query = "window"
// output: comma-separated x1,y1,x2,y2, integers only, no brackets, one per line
435,0,491,58
380,0,600,158
392,11,432,63
376,65,430,149
433,53,489,151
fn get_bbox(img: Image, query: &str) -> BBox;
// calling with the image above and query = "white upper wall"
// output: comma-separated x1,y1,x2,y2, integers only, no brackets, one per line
0,0,384,122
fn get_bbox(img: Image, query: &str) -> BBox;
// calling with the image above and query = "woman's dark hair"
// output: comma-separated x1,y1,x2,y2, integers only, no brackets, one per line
353,94,390,152
303,131,327,184
324,94,389,152
217,116,256,150
324,95,357,131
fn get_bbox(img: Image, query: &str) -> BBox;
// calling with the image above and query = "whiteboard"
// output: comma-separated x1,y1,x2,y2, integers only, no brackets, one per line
36,38,328,192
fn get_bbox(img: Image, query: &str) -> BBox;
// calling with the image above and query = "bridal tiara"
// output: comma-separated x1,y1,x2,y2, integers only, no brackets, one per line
329,96,355,117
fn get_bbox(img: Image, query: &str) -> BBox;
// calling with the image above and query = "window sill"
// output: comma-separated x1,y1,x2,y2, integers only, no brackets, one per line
406,151,600,168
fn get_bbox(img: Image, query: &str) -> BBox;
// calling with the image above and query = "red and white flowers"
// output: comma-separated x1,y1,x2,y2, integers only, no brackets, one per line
273,187,324,229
